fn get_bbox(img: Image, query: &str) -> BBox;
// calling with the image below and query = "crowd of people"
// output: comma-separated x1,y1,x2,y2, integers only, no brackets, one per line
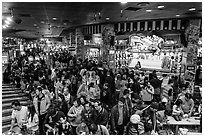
3,47,202,135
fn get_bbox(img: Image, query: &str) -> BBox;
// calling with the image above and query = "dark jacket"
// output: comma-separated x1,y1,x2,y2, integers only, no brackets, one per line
91,108,109,126
81,109,93,126
132,81,142,94
110,105,129,131
150,78,162,95
105,76,115,93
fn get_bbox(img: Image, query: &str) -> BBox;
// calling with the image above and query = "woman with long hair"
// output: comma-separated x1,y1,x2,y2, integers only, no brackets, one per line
58,93,69,118
27,105,39,134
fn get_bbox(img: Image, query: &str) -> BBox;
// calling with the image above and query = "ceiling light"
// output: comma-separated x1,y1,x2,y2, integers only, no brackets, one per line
52,17,57,20
33,24,37,26
106,17,110,20
189,8,196,11
41,21,45,24
6,17,12,22
176,14,180,17
3,26,7,29
5,20,10,24
146,9,152,12
121,1,127,4
158,5,165,9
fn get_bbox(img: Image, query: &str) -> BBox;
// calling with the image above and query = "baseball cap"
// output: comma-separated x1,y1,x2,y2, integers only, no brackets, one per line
130,114,140,124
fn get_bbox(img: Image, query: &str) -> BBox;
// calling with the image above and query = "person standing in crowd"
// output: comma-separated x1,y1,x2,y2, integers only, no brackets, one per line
26,105,39,135
115,74,122,103
105,71,115,105
57,93,69,118
149,70,157,81
91,100,109,126
125,114,144,135
101,83,112,109
33,86,51,135
110,97,129,135
179,93,194,117
149,73,162,102
9,100,29,135
122,89,132,119
141,81,154,105
87,82,101,102
67,99,84,134
63,87,74,110
81,102,94,127
54,76,63,99
89,123,110,135
131,75,142,101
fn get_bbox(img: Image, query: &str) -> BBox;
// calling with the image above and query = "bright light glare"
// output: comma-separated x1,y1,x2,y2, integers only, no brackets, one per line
3,26,7,29
121,1,127,4
158,5,165,9
6,17,12,22
189,8,196,11
146,10,152,12
5,20,10,24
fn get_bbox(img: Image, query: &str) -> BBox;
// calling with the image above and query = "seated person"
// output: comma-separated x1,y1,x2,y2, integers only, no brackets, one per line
8,100,29,135
172,99,184,121
180,93,194,117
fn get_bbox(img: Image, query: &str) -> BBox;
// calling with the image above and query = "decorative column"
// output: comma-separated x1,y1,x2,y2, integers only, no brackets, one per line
101,24,115,67
184,19,201,93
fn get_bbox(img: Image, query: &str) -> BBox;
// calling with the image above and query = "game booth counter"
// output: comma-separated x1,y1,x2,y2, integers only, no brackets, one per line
112,33,186,74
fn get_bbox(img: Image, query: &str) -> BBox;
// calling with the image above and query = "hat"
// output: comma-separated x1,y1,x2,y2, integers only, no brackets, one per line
130,114,140,124
161,97,168,103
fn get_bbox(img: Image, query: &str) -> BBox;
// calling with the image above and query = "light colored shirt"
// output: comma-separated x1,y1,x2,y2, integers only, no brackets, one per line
11,106,28,126
27,113,39,131
180,96,194,114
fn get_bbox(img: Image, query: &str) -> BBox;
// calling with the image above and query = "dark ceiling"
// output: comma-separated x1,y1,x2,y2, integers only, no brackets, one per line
2,2,202,39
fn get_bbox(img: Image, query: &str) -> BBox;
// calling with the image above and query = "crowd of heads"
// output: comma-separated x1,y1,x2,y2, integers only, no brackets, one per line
4,47,201,135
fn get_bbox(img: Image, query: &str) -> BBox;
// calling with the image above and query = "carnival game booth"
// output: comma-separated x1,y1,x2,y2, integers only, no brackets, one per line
127,33,185,74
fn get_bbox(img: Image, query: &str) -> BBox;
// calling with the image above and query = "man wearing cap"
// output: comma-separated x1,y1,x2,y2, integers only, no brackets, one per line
125,114,144,135
110,97,129,135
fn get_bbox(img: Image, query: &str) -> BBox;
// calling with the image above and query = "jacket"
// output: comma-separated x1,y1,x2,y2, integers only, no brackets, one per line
33,94,51,115
91,108,109,126
110,105,129,131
